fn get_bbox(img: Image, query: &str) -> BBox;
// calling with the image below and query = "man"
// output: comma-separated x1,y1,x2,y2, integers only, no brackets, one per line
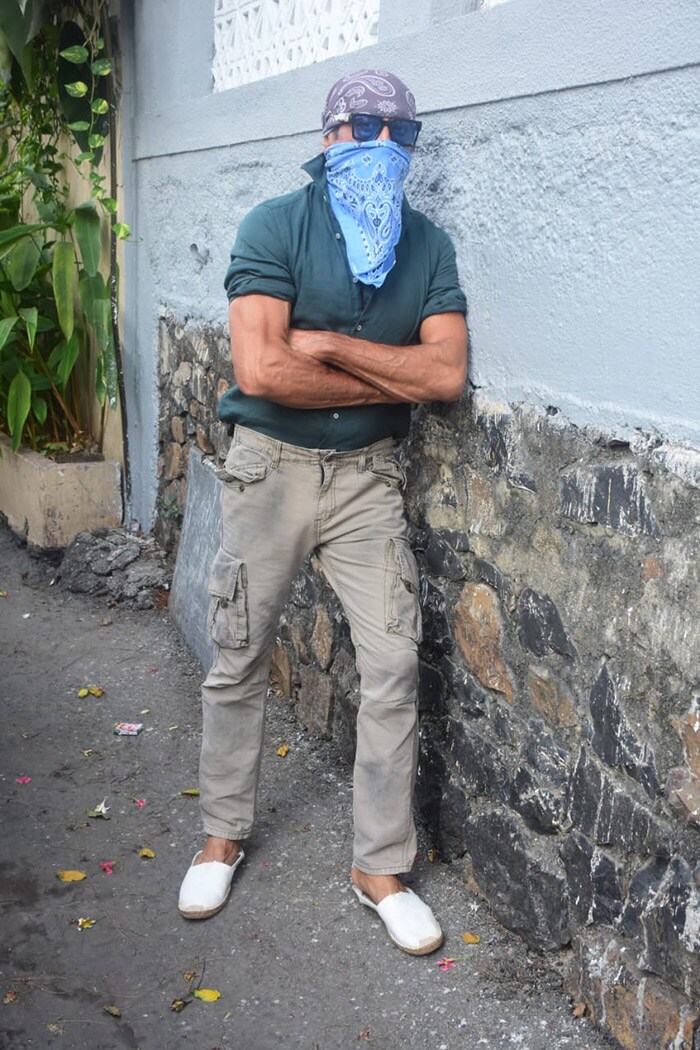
178,69,467,955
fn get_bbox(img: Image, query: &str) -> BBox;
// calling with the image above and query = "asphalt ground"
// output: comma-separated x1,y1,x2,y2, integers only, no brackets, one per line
0,524,615,1050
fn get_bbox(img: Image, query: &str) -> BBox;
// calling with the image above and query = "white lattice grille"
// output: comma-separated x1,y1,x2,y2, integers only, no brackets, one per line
213,0,381,92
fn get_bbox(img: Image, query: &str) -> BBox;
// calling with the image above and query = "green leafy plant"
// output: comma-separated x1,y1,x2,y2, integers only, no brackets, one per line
0,0,128,455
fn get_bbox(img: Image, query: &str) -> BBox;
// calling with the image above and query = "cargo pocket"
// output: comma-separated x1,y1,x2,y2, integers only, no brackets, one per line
385,537,422,643
207,549,249,648
216,441,271,485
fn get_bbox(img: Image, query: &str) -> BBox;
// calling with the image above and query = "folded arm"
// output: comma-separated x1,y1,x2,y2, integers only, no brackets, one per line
289,311,468,403
229,294,402,408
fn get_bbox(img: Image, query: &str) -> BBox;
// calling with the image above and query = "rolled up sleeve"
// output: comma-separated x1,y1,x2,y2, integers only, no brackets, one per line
420,230,467,322
224,203,296,303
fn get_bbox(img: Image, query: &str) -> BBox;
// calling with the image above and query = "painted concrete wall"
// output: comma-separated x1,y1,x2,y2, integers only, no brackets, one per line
120,0,700,529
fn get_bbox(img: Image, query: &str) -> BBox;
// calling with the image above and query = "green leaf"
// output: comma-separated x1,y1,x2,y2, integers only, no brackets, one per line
31,394,47,424
91,59,111,76
0,316,18,352
79,272,109,349
74,202,101,276
68,120,91,132
101,197,118,214
6,234,41,291
0,223,46,250
7,370,31,450
88,133,105,149
113,223,131,240
74,151,95,164
56,329,80,388
59,45,89,64
19,306,37,350
91,98,109,115
52,240,75,341
95,37,105,51
65,80,89,98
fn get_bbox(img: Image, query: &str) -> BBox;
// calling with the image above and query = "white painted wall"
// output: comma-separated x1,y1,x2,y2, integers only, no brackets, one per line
120,0,700,529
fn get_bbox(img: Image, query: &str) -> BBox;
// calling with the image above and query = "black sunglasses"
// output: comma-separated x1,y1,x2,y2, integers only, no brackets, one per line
330,112,422,148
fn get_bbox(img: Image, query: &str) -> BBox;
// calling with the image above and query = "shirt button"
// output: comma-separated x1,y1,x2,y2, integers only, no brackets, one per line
332,412,339,419
335,232,341,239
353,277,358,283
356,324,362,331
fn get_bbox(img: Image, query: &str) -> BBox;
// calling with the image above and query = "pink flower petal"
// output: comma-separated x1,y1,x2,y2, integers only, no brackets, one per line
16,776,31,784
99,862,115,875
134,799,146,807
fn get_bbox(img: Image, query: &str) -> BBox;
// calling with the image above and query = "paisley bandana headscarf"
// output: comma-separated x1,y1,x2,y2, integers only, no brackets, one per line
325,140,411,288
322,69,417,134
322,70,416,287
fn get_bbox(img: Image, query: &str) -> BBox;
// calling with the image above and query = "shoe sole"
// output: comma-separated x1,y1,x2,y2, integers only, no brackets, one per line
179,886,231,920
387,930,444,955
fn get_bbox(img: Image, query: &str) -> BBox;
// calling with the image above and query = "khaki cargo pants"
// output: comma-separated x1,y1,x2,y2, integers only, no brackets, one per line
199,425,422,875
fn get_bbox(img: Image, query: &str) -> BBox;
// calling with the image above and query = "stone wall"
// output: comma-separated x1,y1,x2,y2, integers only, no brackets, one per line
155,312,232,551
157,315,699,1050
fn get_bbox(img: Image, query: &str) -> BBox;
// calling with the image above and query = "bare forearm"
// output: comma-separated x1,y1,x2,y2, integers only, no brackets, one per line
237,340,400,408
290,326,466,403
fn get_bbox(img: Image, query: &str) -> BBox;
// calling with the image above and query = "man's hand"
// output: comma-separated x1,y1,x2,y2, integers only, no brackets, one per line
229,295,401,408
289,312,468,404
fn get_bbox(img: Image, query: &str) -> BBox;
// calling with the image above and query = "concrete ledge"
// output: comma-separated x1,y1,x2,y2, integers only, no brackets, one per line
0,435,122,548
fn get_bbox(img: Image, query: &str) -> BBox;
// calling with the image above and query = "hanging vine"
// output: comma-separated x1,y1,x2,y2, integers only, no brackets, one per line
0,0,129,471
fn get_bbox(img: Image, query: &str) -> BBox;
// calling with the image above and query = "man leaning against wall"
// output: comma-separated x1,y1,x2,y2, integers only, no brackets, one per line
178,69,468,956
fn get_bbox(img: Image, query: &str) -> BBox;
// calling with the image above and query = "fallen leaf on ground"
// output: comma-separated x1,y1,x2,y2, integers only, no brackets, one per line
103,1005,121,1018
138,848,155,859
99,861,115,875
77,687,89,698
81,749,94,757
56,870,87,882
182,970,197,983
276,743,290,757
0,590,8,598
170,998,189,1012
193,988,221,1002
571,1001,587,1018
47,1023,63,1034
3,990,17,1003
133,798,146,807
15,776,31,784
358,1030,371,1042
461,931,480,944
436,957,456,971
88,686,105,697
180,788,200,796
99,616,112,627
427,848,438,862
77,917,96,930
86,798,110,819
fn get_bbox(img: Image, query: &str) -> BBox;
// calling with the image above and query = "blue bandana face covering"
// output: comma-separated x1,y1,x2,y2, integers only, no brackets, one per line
324,140,411,288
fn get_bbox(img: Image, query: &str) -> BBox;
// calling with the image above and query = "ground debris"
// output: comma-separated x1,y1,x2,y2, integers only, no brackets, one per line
59,528,171,609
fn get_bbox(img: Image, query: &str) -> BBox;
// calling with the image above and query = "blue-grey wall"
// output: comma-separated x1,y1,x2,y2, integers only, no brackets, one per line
120,0,700,530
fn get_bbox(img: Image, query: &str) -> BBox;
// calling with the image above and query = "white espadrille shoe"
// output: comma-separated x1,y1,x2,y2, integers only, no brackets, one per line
178,849,244,919
352,885,443,955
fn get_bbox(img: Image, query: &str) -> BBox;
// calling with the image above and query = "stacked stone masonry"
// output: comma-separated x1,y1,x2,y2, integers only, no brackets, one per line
159,317,700,1050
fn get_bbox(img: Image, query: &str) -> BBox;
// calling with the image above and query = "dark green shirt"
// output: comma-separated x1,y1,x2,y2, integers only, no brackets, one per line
219,153,467,450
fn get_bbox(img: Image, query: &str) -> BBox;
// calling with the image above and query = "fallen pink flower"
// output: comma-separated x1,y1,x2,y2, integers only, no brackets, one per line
261,860,270,869
436,957,456,971
133,799,146,807
99,861,115,875
16,776,31,784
